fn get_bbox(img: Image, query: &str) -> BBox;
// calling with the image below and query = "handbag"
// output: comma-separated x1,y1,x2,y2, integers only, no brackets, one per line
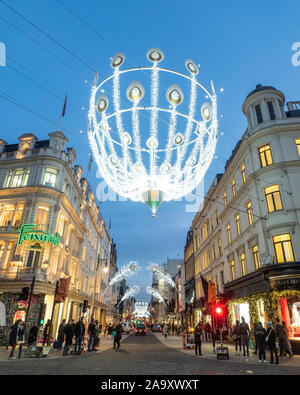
112,331,117,338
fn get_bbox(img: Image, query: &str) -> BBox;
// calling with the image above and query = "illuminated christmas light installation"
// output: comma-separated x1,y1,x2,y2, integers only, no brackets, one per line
88,48,219,216
148,262,178,293
133,302,151,318
117,285,140,307
104,261,139,295
146,286,166,307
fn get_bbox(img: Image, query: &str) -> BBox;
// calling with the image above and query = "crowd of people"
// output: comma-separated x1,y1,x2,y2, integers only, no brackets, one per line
7,317,124,359
159,317,293,364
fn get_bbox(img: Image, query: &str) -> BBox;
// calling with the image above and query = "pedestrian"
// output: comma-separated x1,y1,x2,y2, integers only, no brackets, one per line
205,322,211,342
57,319,66,350
255,322,268,363
27,322,39,346
74,317,85,355
282,321,293,359
232,320,242,355
266,321,279,365
172,322,175,335
252,323,258,354
8,319,23,359
194,322,202,356
275,318,292,359
88,319,96,352
104,323,108,336
93,321,100,350
240,317,250,358
42,319,51,346
108,322,113,338
63,320,74,356
113,322,122,350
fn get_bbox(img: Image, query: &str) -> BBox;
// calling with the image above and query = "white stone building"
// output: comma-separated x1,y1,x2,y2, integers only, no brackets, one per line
0,131,115,344
190,85,300,350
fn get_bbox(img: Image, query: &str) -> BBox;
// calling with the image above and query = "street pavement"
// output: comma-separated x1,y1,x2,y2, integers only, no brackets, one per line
0,331,299,375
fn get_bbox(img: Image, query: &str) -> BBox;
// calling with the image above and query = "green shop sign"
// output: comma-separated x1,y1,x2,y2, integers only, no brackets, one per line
17,224,60,246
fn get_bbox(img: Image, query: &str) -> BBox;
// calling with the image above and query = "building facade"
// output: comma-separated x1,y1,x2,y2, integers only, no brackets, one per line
190,85,300,350
0,131,115,345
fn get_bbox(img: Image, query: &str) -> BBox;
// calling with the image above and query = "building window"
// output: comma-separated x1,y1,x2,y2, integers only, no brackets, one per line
36,206,49,225
212,244,216,261
224,192,227,208
226,224,231,244
264,185,283,213
26,249,41,268
273,234,295,264
218,239,222,256
247,202,254,226
210,218,214,233
241,164,246,183
202,223,208,241
258,144,273,168
255,104,263,124
232,179,236,197
13,204,24,226
4,168,30,188
43,167,58,187
252,245,260,270
230,260,235,280
267,101,276,120
240,253,246,276
215,210,219,226
0,204,14,226
202,250,210,270
235,214,241,236
295,139,300,156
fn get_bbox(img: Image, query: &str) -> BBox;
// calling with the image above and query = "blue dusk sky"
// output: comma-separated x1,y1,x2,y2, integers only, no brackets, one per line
0,0,299,301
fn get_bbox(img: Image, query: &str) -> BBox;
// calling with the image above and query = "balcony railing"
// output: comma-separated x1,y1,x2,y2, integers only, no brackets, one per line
0,225,19,234
0,267,46,281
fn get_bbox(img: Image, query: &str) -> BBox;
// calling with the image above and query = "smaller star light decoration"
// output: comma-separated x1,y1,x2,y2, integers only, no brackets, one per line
146,286,166,307
103,261,139,295
117,286,140,307
88,48,218,216
148,262,178,293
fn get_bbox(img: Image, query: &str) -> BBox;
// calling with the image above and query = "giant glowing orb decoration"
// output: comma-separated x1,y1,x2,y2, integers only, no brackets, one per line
88,48,218,216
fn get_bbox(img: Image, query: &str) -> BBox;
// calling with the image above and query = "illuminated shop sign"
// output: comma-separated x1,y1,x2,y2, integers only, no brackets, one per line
17,224,59,246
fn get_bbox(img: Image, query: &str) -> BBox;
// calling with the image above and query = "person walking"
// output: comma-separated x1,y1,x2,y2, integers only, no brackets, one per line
42,319,52,346
57,319,66,350
252,323,258,355
113,322,122,350
282,321,293,359
108,322,113,338
266,321,279,365
275,319,292,359
92,321,100,351
8,319,23,359
255,322,268,363
28,322,39,346
205,322,211,342
63,320,74,356
88,319,96,352
104,323,108,337
240,317,250,358
74,317,85,355
232,320,241,355
194,323,202,356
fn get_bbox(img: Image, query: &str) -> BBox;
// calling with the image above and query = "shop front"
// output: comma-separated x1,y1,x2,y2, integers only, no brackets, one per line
225,263,300,354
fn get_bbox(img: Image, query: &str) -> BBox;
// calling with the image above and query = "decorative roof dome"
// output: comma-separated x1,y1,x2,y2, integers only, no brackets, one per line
246,84,277,100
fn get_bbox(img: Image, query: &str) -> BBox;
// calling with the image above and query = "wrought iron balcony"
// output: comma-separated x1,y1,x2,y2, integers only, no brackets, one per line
0,267,47,281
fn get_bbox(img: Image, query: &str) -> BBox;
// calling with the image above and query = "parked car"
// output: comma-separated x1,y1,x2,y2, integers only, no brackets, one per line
121,322,131,334
152,324,161,332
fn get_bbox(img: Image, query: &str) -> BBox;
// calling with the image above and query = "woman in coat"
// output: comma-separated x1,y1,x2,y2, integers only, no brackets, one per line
113,322,122,350
194,323,202,356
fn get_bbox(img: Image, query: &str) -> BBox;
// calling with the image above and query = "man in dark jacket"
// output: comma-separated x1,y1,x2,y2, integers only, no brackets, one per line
63,320,74,356
255,322,267,363
8,319,23,359
28,322,39,346
88,319,96,352
266,321,279,364
74,317,85,355
194,323,202,356
275,318,292,358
